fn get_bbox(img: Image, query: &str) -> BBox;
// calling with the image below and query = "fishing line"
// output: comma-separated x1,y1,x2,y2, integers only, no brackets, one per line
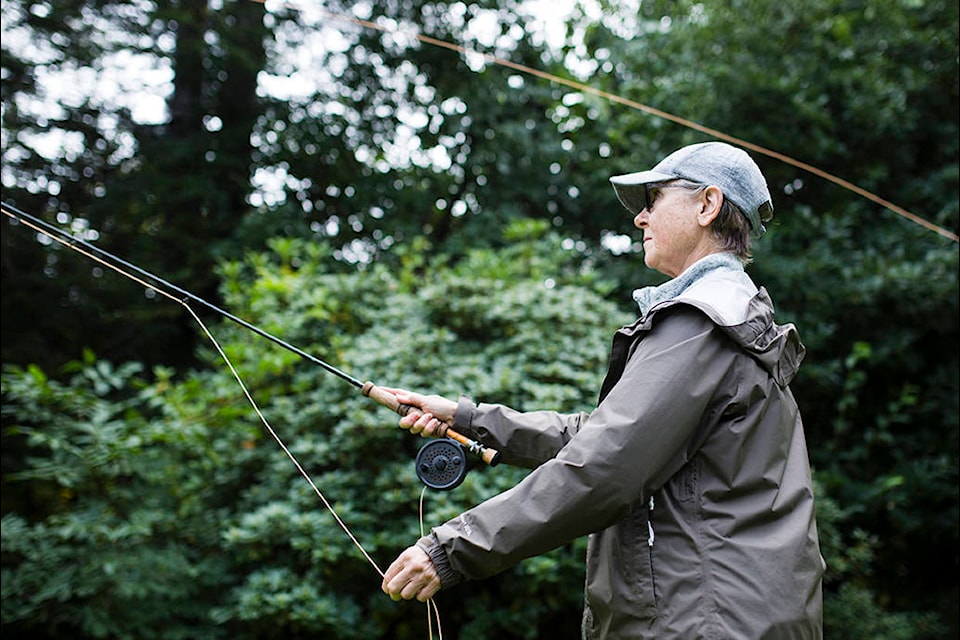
420,486,444,639
3,203,455,635
0,202,500,467
1,202,386,577
257,0,957,243
7,5,950,632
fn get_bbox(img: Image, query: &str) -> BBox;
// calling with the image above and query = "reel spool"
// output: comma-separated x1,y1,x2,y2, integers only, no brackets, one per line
416,438,468,490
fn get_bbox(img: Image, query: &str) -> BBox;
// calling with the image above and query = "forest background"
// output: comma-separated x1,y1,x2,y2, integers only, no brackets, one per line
1,1,957,638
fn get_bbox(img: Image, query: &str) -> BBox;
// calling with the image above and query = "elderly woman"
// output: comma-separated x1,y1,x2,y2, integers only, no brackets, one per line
382,142,825,640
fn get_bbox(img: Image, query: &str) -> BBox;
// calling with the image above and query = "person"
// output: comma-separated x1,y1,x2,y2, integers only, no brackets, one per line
381,141,825,639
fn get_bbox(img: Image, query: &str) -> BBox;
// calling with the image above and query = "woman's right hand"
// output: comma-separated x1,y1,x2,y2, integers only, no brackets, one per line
383,388,458,438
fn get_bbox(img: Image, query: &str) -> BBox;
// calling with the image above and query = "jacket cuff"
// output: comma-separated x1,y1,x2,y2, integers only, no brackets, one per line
453,395,478,435
416,533,464,589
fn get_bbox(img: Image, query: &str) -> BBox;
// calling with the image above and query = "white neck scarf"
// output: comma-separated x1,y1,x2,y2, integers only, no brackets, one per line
633,253,744,316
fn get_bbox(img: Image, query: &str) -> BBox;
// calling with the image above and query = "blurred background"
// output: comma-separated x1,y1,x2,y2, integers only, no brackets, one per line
2,1,957,638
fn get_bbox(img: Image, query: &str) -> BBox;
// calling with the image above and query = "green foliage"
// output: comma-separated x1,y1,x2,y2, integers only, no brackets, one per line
2,0,958,637
1,0,268,371
1,357,236,639
2,226,627,638
203,224,626,638
815,481,948,639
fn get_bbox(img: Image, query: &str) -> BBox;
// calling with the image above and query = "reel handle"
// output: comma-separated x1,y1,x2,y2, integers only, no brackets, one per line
362,382,501,466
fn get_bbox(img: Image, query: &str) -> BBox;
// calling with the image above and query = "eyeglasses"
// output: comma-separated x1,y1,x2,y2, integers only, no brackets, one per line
641,181,706,212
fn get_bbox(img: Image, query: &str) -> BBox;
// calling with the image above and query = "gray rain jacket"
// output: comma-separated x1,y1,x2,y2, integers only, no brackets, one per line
417,256,824,639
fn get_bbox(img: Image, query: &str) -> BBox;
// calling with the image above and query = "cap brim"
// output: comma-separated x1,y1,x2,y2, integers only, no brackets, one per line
609,170,676,214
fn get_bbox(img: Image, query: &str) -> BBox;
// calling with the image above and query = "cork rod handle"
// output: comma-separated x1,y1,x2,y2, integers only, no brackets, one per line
361,382,501,466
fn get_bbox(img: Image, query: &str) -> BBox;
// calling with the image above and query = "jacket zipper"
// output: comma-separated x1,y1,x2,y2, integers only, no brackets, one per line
647,495,658,609
647,495,655,546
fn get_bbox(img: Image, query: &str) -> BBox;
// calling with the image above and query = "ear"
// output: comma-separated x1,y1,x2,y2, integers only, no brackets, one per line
696,185,723,228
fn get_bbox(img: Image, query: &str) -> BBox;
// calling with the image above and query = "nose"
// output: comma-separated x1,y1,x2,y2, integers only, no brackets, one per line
634,209,648,229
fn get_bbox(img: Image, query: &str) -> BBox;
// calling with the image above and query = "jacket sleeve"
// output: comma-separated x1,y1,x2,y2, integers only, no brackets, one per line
452,397,591,468
423,307,736,587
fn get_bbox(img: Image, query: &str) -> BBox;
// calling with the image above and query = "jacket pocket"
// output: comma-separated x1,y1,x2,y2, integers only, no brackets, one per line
584,502,659,633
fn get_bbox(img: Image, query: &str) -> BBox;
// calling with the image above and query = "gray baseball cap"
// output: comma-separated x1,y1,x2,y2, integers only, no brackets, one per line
610,142,774,238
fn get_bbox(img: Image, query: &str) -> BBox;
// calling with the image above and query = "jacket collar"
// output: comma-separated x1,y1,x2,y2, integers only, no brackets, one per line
632,252,744,316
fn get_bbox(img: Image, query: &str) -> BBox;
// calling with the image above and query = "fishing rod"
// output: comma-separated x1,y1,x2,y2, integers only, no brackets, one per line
1,202,501,480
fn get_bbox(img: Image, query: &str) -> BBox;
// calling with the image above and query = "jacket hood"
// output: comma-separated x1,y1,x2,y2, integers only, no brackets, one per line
641,263,805,387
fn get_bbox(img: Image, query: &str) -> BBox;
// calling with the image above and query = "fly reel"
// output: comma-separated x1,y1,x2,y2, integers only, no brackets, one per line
416,438,468,490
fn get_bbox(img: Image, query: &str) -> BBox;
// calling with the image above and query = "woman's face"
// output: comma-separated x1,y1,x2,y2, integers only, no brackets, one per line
633,184,714,278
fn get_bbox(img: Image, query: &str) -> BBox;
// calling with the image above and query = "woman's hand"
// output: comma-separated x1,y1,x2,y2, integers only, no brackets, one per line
381,388,458,438
381,545,441,603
